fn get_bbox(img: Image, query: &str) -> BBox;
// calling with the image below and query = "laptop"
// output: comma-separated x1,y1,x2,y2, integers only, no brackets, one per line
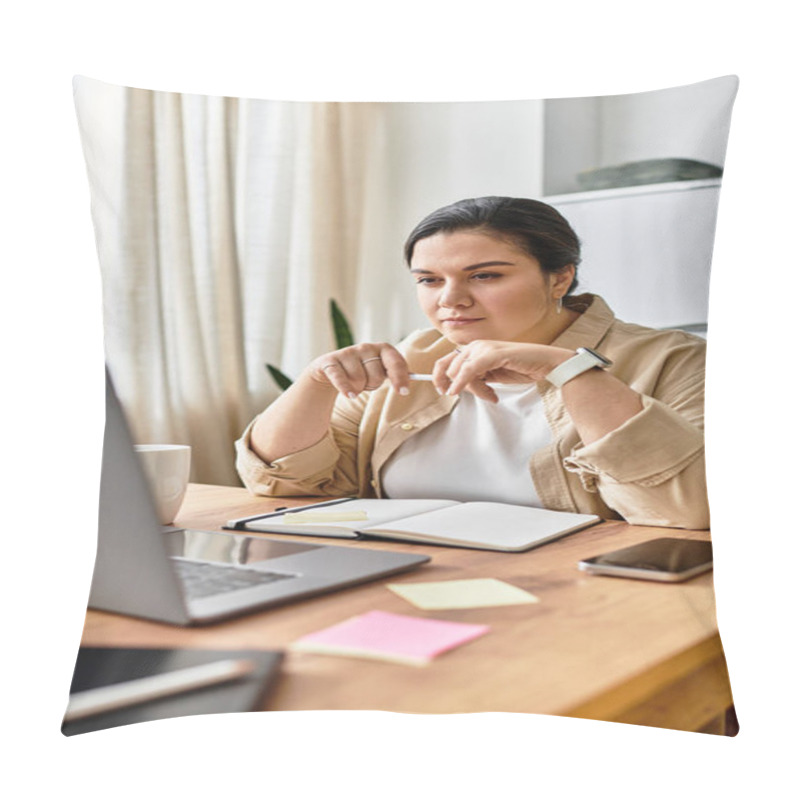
88,368,430,625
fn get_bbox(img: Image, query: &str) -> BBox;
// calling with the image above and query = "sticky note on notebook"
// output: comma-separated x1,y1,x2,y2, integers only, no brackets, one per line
386,578,540,610
281,509,368,524
291,610,489,667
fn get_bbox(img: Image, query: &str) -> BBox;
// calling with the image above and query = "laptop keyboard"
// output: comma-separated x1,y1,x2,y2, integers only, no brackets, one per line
172,559,297,600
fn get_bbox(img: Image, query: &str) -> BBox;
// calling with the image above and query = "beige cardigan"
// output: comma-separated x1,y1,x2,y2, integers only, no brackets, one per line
236,295,709,529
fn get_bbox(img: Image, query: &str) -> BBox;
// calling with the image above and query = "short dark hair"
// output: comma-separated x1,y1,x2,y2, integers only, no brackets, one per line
403,196,581,293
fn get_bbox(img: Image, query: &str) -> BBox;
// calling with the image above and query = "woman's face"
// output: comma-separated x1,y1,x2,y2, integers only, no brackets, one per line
409,229,574,346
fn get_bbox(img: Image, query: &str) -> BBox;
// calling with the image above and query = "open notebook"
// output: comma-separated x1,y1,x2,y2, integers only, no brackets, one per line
225,498,600,553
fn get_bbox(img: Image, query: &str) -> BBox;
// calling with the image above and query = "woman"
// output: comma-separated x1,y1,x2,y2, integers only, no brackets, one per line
236,197,708,529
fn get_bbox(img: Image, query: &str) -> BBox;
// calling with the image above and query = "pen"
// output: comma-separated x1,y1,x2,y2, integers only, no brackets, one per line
63,658,255,722
408,373,434,381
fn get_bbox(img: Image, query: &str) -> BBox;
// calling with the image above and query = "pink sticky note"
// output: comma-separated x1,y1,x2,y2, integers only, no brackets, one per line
292,610,489,666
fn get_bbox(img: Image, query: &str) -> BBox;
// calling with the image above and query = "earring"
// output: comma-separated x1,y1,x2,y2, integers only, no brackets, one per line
556,296,563,314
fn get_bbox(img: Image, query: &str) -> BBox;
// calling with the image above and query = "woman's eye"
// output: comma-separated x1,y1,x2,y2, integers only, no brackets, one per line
471,272,500,281
415,276,441,285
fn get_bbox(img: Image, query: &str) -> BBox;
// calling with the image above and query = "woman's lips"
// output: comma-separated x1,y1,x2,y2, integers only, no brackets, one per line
441,317,484,326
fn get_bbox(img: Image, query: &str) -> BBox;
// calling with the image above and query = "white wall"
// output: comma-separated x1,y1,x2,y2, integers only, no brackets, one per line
384,100,545,235
548,181,720,328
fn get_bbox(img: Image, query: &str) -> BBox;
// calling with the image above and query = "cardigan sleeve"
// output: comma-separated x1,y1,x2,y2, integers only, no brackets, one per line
234,394,367,497
561,346,709,529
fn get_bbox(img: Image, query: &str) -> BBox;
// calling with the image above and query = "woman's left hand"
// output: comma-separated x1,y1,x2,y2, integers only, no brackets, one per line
433,340,575,402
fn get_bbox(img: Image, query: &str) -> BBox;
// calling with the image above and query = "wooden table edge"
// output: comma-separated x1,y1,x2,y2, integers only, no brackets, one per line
563,633,734,733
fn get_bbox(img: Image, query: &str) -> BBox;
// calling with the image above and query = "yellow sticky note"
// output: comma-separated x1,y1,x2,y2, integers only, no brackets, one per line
386,578,539,610
281,509,368,524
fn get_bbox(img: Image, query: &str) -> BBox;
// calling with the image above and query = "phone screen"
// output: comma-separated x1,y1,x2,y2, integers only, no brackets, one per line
580,537,713,578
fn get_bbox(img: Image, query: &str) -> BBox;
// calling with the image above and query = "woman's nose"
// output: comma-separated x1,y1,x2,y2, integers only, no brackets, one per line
438,281,473,308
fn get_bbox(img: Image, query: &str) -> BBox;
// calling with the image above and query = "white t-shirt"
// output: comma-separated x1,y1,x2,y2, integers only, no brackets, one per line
381,383,552,506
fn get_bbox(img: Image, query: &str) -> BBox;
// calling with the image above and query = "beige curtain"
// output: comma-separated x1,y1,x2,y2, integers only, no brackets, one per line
74,78,393,485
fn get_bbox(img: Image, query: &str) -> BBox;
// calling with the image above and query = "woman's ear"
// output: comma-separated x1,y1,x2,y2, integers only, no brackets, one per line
551,264,576,298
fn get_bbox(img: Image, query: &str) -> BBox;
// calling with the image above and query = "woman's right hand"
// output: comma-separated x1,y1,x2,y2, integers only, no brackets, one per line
305,343,411,399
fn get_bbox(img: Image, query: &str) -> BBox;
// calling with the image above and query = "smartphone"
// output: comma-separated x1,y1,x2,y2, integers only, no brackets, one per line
578,537,713,582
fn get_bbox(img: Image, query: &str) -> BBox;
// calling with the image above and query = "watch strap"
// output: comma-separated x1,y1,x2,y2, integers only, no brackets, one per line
546,348,609,388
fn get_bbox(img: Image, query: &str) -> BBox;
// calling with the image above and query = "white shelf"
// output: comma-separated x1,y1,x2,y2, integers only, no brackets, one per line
544,178,722,205
542,179,721,330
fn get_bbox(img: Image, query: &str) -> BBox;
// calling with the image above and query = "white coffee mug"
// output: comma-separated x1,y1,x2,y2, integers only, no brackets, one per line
134,444,191,525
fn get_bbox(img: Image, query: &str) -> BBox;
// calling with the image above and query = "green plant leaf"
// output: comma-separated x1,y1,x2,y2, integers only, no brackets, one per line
330,298,354,349
265,298,354,393
265,363,294,391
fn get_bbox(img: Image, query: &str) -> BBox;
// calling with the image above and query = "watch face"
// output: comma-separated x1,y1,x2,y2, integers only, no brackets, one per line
577,347,613,367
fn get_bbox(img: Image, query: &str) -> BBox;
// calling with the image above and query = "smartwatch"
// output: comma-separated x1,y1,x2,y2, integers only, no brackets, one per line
545,347,613,388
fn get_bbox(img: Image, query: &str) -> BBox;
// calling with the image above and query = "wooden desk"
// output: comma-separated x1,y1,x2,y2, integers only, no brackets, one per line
80,484,735,734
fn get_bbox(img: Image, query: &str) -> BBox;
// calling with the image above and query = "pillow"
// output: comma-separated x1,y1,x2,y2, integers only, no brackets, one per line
69,74,738,737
